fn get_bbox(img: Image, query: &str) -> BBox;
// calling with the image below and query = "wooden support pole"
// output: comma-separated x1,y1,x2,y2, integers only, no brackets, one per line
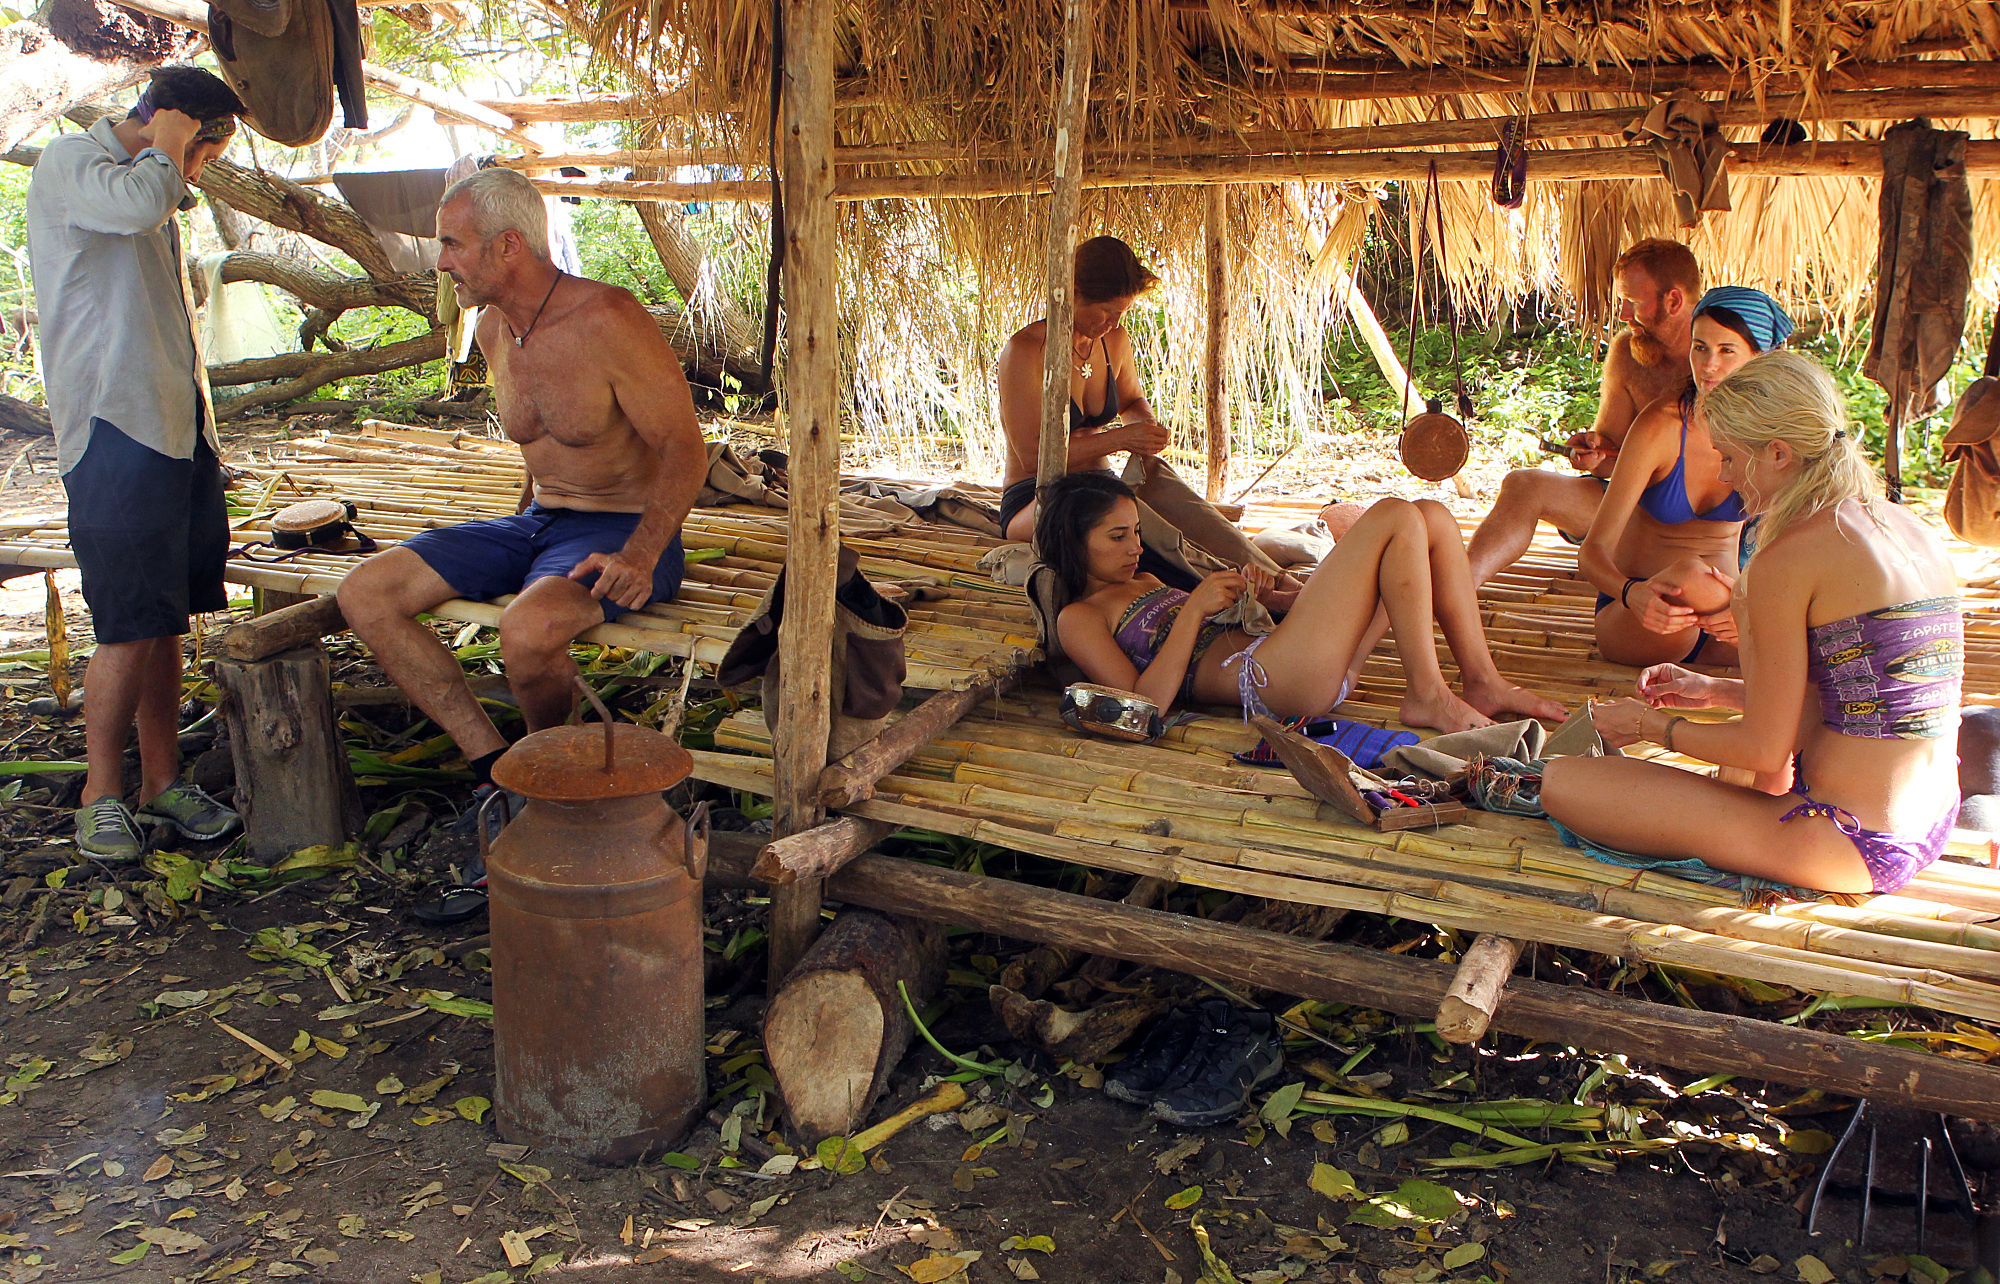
1436,933,1526,1044
1035,0,1096,496
752,816,897,886
1203,187,1230,502
211,646,358,862
221,595,346,660
815,672,1013,807
695,841,2000,1125
767,0,842,987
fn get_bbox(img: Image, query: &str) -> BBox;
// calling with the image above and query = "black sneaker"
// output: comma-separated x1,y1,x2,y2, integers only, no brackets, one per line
446,784,522,838
1104,1001,1218,1106
1148,1007,1284,1127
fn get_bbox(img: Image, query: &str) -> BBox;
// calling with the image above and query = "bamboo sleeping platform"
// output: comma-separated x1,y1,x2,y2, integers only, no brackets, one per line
10,422,2000,1095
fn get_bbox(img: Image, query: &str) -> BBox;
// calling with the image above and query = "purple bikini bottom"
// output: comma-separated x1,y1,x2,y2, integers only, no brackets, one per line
1777,778,1956,894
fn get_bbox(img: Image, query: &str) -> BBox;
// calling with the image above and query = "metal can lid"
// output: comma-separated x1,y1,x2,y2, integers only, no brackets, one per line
490,724,693,801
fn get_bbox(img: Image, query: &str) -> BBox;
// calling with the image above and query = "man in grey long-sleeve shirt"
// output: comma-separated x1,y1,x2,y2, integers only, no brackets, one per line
26,67,247,859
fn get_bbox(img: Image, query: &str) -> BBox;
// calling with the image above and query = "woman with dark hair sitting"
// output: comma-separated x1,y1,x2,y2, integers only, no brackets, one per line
1040,472,1565,733
1583,286,1793,667
996,236,1172,543
1545,351,1962,894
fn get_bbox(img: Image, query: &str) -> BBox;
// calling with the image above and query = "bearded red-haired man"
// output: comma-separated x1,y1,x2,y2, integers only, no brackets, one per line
1465,238,1700,584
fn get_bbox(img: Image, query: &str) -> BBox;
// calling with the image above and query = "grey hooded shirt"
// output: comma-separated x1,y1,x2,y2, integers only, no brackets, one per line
26,117,218,473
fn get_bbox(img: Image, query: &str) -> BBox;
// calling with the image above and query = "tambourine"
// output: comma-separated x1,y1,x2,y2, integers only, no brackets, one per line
271,498,371,551
1059,683,1165,744
1399,402,1470,482
238,498,378,562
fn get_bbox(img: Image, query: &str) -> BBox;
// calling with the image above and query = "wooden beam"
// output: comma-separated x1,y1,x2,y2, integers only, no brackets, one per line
752,816,898,886
767,0,842,987
1253,57,2000,100
528,139,2000,204
496,84,2000,178
1036,0,1096,498
217,595,347,662
815,673,1015,808
476,92,659,123
697,842,2000,1126
1203,187,1230,502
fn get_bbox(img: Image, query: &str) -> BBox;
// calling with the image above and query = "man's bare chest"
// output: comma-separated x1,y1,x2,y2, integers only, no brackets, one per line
489,352,618,448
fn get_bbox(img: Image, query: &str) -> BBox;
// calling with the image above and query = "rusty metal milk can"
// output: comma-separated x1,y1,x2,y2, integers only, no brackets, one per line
483,708,709,1163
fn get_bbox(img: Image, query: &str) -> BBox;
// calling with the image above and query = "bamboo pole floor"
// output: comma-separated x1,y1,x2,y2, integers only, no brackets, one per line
694,687,2000,1029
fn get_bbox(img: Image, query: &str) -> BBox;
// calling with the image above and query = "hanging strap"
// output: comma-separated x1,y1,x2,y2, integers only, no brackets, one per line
756,0,786,393
1492,118,1529,210
1401,161,1472,429
1984,307,2000,380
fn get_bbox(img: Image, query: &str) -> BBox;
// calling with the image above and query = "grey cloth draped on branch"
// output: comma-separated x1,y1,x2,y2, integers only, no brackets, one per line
1624,94,1731,228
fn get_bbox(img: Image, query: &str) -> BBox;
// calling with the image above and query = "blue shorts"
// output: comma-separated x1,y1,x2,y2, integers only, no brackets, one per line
401,505,684,622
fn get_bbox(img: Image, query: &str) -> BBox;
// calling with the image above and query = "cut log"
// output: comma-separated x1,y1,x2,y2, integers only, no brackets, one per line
816,673,1013,807
212,645,359,862
762,908,945,1142
1436,933,1526,1045
690,839,2000,1125
217,594,346,661
751,815,895,886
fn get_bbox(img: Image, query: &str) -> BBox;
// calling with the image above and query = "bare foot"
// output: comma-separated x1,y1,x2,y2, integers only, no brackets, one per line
1399,688,1493,734
1462,677,1569,724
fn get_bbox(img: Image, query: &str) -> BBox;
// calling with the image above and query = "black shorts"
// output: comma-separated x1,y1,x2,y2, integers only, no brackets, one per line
997,476,1036,539
63,419,229,645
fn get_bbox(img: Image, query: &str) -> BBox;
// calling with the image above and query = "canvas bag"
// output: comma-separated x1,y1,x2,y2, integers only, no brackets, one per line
718,545,909,762
1944,316,2000,546
207,0,366,147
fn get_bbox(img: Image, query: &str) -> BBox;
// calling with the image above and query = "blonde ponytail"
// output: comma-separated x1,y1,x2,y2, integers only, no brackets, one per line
1699,350,1882,557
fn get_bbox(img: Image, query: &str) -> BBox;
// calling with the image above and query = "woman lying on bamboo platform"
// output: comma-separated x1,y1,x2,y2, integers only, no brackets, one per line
1582,287,1794,668
1041,472,1566,734
1545,352,1962,895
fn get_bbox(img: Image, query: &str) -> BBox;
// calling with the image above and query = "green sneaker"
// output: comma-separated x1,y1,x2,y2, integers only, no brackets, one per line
76,796,144,861
138,778,242,842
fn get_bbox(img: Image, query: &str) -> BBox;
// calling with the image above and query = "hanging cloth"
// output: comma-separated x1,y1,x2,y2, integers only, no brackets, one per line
1623,93,1731,228
207,0,366,146
1865,119,1973,423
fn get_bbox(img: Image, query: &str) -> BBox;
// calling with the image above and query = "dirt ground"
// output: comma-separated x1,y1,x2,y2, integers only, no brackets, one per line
0,418,1993,1284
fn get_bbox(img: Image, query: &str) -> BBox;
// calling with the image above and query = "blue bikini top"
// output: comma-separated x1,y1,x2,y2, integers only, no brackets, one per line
1637,389,1748,526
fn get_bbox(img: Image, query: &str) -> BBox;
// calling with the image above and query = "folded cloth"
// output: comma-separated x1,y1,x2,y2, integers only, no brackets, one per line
1624,93,1731,228
1380,719,1547,781
1232,717,1419,769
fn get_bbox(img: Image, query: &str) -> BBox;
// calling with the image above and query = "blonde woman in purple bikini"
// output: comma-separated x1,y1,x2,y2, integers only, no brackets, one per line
1543,351,1962,895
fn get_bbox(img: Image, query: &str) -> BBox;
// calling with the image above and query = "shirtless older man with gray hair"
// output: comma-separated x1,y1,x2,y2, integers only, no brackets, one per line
339,167,706,789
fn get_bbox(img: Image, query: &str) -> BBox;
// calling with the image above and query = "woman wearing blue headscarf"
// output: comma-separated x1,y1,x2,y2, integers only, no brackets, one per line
1579,286,1795,668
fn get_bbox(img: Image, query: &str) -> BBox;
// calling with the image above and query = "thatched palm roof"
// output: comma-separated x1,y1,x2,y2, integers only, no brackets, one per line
531,0,2000,464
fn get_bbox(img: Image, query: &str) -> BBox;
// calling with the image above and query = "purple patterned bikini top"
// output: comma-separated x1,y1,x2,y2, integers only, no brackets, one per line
1805,595,1963,740
1113,586,1187,669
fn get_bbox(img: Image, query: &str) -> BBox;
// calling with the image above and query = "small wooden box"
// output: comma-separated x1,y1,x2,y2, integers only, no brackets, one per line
1249,715,1466,832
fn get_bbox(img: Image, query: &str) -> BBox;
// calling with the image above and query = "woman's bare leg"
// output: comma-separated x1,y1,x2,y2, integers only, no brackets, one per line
1411,500,1567,722
1541,756,1873,892
1254,498,1490,732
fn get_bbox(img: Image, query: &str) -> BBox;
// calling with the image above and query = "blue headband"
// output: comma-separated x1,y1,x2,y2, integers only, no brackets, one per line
1693,286,1795,352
